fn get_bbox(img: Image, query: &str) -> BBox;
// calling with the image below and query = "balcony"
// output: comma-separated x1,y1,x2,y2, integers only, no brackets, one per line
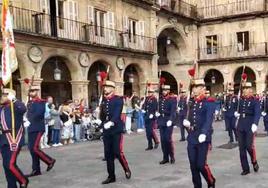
199,43,268,61
156,0,197,19
6,5,156,54
198,0,266,20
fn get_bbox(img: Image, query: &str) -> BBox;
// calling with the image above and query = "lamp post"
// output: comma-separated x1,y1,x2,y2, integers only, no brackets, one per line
54,58,62,81
211,71,216,84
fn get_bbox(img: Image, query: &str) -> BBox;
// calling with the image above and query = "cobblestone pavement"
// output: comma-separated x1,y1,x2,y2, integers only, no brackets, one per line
1,121,268,188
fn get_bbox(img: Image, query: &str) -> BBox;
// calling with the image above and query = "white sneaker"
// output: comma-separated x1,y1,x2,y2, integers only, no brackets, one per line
44,144,51,148
137,129,144,133
57,143,63,146
52,144,58,147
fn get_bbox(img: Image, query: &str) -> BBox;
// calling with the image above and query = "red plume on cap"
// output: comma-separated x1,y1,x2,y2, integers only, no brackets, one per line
160,77,166,85
100,71,108,80
24,78,30,85
188,67,195,77
242,73,247,81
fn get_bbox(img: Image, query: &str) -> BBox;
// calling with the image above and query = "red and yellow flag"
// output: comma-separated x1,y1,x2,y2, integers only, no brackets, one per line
1,0,18,85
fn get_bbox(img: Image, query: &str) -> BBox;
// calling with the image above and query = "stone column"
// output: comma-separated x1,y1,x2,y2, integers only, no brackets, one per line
70,80,90,105
256,75,266,94
19,78,43,103
115,81,124,96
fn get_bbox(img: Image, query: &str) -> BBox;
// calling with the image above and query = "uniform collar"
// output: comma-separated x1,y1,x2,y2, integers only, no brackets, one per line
195,94,206,102
105,94,115,100
242,95,254,99
32,97,45,102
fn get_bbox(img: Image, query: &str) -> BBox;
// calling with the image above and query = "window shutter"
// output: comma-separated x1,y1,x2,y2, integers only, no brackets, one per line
39,0,50,13
139,21,145,50
107,11,115,46
87,6,94,24
122,16,129,48
123,16,129,32
103,12,108,44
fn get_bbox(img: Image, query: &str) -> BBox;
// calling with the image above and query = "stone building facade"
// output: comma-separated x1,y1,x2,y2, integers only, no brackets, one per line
1,0,268,105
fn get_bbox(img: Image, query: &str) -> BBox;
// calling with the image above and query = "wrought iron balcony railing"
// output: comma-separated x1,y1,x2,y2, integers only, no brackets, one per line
156,0,197,18
198,0,266,19
5,5,156,54
199,43,268,61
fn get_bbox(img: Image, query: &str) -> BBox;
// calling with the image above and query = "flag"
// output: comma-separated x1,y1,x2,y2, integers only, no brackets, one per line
1,0,18,85
188,61,197,78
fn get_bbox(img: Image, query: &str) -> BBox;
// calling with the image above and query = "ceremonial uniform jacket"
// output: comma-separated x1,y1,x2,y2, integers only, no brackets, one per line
224,95,238,118
143,96,158,120
178,97,187,117
100,95,124,135
27,98,46,133
237,96,261,132
187,96,215,145
261,96,268,122
0,101,26,147
157,95,177,128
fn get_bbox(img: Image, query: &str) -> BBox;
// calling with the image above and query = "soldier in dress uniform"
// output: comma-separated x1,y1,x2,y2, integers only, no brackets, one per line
261,91,268,132
183,79,216,188
234,82,261,175
223,86,238,143
178,89,187,142
99,80,131,184
26,85,56,177
143,88,159,150
156,85,177,164
0,89,29,188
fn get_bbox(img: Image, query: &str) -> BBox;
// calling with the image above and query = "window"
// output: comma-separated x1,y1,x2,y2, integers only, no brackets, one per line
128,19,137,43
206,35,218,54
58,1,64,29
237,31,249,51
94,9,105,37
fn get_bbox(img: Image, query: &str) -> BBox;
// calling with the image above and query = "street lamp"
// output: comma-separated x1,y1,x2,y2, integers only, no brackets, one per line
54,58,62,81
211,74,216,84
96,71,101,82
128,73,134,83
167,37,171,45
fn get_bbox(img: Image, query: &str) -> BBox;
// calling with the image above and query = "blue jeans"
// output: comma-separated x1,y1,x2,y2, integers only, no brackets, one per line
136,111,145,129
74,124,81,142
52,129,60,144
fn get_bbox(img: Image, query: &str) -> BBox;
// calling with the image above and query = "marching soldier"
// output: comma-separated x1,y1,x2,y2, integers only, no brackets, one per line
0,89,29,188
223,86,238,143
157,85,177,164
183,79,216,188
143,88,159,150
99,80,131,184
178,89,187,142
261,91,268,132
26,85,56,177
234,82,261,175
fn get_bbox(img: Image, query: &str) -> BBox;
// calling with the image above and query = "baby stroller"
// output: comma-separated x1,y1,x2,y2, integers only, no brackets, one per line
86,118,103,141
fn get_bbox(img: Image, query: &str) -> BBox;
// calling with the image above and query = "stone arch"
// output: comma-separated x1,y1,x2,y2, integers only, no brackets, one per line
41,56,72,106
204,69,224,96
161,71,178,94
233,66,256,94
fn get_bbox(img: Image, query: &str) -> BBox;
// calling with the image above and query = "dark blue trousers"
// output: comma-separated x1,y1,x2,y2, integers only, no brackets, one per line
160,126,174,161
178,115,186,140
237,130,257,172
103,133,130,178
1,145,28,188
264,121,268,132
145,119,159,148
28,132,54,172
187,142,215,188
225,116,237,142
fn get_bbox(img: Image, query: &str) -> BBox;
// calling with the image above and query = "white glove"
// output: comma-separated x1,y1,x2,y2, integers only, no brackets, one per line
262,112,267,117
155,112,160,117
7,93,16,101
215,110,219,115
149,114,154,119
183,119,191,128
178,107,181,111
222,108,227,112
94,119,102,125
142,110,146,113
234,111,240,118
104,121,114,130
166,120,172,127
24,120,30,128
251,124,258,133
198,134,206,143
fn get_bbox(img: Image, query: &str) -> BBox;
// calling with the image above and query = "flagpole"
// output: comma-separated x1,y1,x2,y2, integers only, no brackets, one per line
10,77,15,141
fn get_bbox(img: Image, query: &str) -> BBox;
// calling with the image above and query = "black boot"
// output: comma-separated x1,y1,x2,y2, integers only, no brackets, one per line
102,176,116,184
159,160,169,165
253,162,259,172
208,178,216,188
20,178,29,188
47,159,56,172
154,143,159,149
240,170,250,176
26,170,42,178
145,146,153,151
125,169,131,179
170,158,175,164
